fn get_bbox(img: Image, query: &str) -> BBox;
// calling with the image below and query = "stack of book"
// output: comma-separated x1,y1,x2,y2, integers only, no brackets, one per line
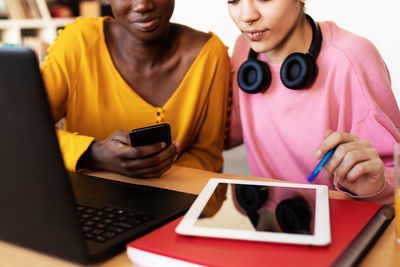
0,0,7,19
126,199,393,267
4,0,51,19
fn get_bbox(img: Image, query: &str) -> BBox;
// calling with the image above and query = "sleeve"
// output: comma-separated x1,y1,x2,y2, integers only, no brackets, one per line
175,42,232,172
331,36,400,203
56,130,94,171
334,112,400,204
41,19,94,171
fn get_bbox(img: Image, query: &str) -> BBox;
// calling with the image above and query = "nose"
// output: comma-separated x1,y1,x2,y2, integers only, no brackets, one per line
239,1,260,25
132,0,155,13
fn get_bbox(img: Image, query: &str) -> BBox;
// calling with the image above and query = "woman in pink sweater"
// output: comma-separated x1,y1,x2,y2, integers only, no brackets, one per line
227,0,400,203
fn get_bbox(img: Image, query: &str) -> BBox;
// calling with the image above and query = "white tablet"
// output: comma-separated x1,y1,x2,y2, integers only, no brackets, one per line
176,179,331,246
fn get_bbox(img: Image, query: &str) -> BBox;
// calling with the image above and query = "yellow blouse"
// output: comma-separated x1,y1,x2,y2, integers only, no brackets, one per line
41,17,231,172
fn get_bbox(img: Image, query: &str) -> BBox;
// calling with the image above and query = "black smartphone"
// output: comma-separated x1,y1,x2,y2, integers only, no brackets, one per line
129,123,172,147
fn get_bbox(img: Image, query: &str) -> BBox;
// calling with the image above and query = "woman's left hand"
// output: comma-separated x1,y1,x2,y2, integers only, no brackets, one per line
315,129,385,196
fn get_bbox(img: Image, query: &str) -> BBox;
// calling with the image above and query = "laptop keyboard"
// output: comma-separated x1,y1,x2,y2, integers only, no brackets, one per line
77,205,153,243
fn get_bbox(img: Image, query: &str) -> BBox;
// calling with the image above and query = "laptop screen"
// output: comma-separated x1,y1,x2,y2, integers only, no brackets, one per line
0,47,196,263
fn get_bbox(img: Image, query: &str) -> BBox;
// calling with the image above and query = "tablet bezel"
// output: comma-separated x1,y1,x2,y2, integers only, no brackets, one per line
176,178,331,246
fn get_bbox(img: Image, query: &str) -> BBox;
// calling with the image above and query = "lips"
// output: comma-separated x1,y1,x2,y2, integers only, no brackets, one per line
132,17,161,32
243,30,267,41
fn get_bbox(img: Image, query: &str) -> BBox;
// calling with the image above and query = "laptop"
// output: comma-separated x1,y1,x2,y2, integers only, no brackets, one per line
0,47,197,264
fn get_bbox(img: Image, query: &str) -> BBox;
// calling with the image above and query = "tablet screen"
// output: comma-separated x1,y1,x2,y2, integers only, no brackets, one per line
194,183,316,235
176,179,330,245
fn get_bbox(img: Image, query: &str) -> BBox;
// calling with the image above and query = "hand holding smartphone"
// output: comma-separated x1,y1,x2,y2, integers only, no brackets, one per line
129,123,172,147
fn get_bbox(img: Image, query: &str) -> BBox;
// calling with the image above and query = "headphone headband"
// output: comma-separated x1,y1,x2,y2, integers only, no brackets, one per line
248,48,258,60
306,14,322,60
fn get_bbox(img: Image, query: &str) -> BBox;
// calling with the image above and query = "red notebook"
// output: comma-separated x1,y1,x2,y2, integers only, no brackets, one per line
126,199,382,267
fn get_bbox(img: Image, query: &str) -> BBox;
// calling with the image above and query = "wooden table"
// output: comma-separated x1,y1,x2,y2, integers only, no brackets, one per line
0,166,399,266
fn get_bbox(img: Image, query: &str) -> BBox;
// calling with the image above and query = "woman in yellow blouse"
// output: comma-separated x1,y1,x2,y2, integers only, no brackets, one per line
41,0,231,177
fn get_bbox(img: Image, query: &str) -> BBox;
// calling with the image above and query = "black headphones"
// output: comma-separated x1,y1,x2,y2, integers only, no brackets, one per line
234,185,312,233
275,196,312,234
235,185,269,227
237,14,322,93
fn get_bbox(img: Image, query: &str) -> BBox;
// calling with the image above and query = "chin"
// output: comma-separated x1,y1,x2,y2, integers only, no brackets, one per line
243,38,271,54
248,43,271,54
131,27,166,44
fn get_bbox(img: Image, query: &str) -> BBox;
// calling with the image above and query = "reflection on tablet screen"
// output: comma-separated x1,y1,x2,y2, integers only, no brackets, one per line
195,183,316,235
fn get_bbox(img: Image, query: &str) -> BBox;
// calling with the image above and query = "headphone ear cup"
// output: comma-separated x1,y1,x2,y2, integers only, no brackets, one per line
237,59,271,94
280,53,317,90
235,185,269,214
275,196,312,234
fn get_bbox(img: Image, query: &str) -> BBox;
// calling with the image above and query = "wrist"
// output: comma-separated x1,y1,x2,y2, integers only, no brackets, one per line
77,141,97,170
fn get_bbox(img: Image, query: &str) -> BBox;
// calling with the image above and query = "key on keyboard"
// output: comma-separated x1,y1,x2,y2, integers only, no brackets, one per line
77,205,152,243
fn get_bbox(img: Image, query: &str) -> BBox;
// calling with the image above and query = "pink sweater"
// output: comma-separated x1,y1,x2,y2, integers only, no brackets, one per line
228,21,400,203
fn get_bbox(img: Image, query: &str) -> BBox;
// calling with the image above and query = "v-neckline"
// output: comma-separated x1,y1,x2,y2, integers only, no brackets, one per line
101,18,214,109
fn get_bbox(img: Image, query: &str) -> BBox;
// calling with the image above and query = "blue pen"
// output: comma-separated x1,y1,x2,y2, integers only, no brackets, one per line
307,147,336,183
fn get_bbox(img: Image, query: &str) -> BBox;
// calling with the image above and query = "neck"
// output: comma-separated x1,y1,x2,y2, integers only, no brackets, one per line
115,23,178,68
264,14,312,64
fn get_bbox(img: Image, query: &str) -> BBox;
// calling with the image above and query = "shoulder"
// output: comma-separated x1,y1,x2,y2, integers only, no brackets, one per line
174,24,228,59
49,17,108,52
181,25,210,40
43,17,108,73
58,17,106,39
50,17,110,53
319,21,385,70
174,24,211,49
172,24,229,74
318,21,396,122
231,34,250,70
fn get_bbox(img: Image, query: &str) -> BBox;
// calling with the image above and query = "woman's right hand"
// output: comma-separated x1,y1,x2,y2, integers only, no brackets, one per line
79,130,178,178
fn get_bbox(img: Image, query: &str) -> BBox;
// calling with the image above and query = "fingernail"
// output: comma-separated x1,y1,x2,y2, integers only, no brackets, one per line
315,150,322,159
161,142,166,149
173,154,178,162
323,169,329,178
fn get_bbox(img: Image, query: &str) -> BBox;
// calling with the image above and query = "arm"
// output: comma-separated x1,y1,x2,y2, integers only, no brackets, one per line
175,42,232,172
314,36,400,203
41,22,93,171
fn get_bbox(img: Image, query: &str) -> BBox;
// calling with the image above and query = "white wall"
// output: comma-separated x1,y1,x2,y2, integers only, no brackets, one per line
172,0,400,104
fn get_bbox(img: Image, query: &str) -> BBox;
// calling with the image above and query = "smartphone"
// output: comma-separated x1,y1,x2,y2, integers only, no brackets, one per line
129,123,172,147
